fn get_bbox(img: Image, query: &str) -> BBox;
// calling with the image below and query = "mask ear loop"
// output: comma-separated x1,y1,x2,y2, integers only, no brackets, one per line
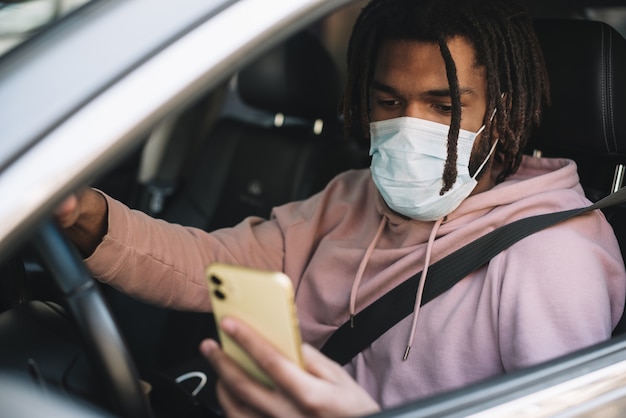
471,106,499,180
474,106,498,137
471,139,499,180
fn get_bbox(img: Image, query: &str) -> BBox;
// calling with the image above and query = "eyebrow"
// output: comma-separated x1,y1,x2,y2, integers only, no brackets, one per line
371,80,476,98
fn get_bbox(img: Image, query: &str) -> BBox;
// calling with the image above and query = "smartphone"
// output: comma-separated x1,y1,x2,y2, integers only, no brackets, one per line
205,263,304,387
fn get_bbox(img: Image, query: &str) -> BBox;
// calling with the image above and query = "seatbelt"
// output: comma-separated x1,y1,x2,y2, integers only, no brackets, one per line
321,187,626,366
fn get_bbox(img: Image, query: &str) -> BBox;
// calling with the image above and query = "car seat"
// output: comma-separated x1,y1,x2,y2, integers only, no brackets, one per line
156,29,369,230
528,19,626,334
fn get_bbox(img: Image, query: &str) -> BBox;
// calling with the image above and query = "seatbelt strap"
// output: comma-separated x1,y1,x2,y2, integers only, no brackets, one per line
321,187,626,366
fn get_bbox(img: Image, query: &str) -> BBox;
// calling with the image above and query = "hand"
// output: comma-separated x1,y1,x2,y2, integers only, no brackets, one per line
54,189,108,256
200,317,380,418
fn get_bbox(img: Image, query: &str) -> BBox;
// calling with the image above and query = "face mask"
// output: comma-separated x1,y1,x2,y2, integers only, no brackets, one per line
369,116,497,221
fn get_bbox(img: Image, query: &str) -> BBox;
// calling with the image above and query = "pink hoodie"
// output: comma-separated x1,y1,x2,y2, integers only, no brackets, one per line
86,155,626,408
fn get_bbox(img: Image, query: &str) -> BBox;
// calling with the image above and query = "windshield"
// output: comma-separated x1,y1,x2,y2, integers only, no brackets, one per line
0,0,91,57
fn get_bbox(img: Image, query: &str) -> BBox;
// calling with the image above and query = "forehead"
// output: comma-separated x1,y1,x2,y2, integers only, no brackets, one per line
373,36,486,96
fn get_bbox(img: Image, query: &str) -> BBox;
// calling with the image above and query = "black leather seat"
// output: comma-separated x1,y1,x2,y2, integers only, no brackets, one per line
529,19,626,202
160,30,368,231
529,19,626,334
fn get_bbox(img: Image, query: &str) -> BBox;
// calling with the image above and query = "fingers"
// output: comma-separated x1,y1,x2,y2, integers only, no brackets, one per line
217,319,344,391
201,321,381,418
215,381,267,418
300,343,346,381
201,338,303,418
217,317,315,390
54,194,80,228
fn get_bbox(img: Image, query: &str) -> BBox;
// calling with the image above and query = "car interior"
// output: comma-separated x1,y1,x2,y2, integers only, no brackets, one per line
1,0,626,417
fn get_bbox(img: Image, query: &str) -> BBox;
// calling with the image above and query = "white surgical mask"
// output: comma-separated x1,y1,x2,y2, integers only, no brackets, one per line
369,116,497,221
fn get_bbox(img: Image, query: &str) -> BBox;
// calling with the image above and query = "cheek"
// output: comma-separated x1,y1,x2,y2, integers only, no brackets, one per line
459,107,487,133
369,108,385,122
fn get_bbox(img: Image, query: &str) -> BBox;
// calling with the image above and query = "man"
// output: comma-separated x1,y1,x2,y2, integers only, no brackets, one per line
57,0,626,416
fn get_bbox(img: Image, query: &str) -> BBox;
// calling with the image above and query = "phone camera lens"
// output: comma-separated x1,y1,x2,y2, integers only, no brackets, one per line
213,289,226,300
210,275,222,285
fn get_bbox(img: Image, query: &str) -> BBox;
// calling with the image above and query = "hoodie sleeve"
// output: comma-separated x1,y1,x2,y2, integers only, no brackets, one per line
84,192,288,311
496,210,626,371
83,170,369,314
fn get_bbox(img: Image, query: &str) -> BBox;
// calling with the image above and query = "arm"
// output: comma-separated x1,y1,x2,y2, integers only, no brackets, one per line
54,189,217,310
55,188,289,311
201,317,380,418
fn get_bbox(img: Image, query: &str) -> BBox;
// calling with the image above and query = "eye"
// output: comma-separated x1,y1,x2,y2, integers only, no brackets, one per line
432,103,453,114
375,98,402,109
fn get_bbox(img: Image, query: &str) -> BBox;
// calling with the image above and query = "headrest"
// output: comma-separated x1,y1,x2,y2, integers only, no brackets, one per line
237,31,342,121
530,19,626,156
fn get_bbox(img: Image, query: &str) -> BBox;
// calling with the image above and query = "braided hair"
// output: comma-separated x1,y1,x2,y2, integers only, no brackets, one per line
342,0,550,192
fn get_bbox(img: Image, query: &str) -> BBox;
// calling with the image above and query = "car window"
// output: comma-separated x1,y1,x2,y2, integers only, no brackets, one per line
0,0,92,57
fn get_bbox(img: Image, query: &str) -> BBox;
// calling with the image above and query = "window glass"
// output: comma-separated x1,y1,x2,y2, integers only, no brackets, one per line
0,0,91,57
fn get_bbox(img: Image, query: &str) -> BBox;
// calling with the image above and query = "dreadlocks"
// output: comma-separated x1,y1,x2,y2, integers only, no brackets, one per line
342,0,550,193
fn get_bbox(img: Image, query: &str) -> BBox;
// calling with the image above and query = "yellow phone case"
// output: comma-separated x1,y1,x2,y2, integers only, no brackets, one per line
205,263,304,387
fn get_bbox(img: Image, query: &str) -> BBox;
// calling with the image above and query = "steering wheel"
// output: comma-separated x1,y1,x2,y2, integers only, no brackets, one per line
32,220,153,418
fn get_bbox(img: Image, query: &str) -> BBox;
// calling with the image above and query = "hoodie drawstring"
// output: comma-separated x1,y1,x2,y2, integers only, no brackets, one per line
403,217,443,360
349,216,387,328
347,215,443,361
